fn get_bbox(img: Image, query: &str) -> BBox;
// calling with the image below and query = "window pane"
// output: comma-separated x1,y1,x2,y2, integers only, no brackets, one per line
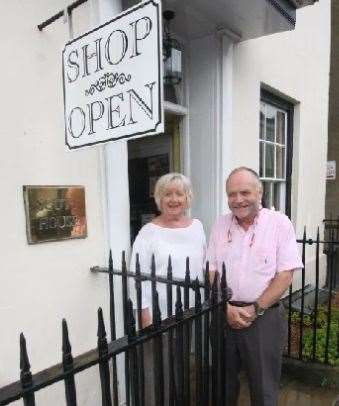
265,144,274,178
265,106,275,142
259,141,264,177
276,146,285,179
276,111,286,145
280,182,286,213
273,182,286,213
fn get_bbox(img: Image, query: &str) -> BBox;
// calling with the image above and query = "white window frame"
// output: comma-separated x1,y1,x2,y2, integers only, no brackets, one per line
259,100,288,212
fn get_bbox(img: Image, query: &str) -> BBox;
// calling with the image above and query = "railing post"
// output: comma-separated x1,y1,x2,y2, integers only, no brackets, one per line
183,258,191,406
127,299,136,339
127,299,139,406
166,256,175,405
220,263,227,405
184,257,190,310
121,252,130,406
299,228,306,360
325,229,335,364
108,251,119,406
153,291,162,329
62,319,77,406
175,285,184,406
97,308,112,406
134,254,145,406
287,282,293,356
312,228,320,361
166,256,173,318
20,333,36,406
151,254,156,308
220,263,227,302
194,277,203,406
135,254,142,329
152,291,164,406
203,262,210,406
204,261,210,302
211,272,219,406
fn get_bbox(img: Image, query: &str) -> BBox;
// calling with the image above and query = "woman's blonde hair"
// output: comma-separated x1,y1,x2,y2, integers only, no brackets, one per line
154,173,193,211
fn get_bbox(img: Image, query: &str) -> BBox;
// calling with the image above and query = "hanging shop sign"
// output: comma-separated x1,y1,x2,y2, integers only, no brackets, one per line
62,0,163,149
23,186,87,244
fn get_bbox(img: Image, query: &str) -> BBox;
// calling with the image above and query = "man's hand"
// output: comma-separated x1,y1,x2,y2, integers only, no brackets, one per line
226,304,256,329
209,270,219,286
141,308,152,328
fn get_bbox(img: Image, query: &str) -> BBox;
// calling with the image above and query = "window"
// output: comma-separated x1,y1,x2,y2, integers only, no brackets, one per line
259,90,294,216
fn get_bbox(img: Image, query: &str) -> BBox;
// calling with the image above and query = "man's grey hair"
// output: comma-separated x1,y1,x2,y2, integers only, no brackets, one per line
226,167,263,191
153,172,193,211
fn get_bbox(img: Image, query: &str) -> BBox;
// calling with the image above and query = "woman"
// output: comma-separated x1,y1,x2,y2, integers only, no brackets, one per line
130,172,206,327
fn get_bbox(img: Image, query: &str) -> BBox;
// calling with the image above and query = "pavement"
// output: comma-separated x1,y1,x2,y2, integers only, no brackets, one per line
238,374,339,405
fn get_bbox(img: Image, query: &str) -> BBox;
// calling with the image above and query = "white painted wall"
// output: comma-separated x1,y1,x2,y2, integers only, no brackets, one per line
186,1,330,289
187,34,221,236
0,1,114,403
232,1,330,235
94,1,130,403
230,0,330,287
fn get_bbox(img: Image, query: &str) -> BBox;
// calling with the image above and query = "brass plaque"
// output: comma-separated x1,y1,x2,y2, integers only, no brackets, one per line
23,186,87,244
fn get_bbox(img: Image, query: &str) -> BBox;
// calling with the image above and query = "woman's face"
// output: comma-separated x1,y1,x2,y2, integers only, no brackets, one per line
160,182,187,218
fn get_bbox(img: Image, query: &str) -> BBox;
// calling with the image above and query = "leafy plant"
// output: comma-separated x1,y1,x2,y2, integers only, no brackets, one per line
287,303,339,366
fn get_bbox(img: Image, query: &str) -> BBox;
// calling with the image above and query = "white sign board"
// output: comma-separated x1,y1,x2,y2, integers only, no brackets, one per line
327,161,336,180
62,0,163,149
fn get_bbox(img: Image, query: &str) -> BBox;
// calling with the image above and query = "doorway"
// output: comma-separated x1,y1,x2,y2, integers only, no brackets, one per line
128,114,181,243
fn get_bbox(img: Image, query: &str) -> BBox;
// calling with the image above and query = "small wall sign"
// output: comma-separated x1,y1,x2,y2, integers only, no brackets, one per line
23,186,87,244
62,0,163,149
326,161,336,180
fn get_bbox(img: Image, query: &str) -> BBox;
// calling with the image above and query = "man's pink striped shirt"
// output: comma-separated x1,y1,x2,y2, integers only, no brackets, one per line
206,208,303,303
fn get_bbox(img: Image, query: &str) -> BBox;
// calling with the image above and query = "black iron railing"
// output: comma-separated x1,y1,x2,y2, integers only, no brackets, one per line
285,228,339,365
0,253,231,406
1,229,338,406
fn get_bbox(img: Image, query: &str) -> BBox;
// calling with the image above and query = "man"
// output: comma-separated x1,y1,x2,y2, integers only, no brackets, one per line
207,167,303,406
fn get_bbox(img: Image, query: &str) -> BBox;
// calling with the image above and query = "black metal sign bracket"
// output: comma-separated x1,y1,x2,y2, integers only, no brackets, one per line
37,0,88,31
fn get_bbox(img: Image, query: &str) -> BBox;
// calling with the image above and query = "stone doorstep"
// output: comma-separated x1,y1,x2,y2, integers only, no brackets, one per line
282,356,339,390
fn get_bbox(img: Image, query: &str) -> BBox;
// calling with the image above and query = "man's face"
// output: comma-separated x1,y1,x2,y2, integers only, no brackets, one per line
226,171,262,223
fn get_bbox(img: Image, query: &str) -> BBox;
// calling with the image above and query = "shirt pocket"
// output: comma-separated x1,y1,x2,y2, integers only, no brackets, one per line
253,249,274,275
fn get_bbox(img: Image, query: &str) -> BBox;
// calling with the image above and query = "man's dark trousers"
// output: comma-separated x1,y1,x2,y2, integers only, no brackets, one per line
225,304,287,406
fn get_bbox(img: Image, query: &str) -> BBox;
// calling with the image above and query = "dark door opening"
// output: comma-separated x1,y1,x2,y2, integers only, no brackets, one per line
128,115,181,243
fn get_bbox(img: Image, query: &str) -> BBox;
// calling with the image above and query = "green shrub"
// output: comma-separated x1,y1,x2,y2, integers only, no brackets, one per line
288,304,339,366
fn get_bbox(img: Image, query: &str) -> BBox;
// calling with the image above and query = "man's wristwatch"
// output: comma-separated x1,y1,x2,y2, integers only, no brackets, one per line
254,301,266,317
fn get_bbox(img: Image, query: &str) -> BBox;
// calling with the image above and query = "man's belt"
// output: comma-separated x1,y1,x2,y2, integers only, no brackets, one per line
229,301,280,309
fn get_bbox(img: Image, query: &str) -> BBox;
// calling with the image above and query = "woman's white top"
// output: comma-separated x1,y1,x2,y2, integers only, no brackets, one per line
130,219,206,318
